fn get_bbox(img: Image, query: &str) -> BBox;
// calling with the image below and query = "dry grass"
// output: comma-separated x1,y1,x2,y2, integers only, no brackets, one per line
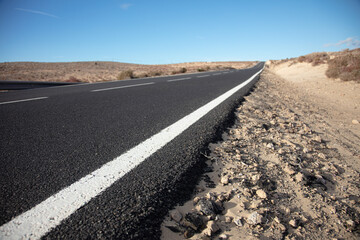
270,48,360,82
298,52,330,66
0,61,257,83
117,70,135,80
326,49,360,82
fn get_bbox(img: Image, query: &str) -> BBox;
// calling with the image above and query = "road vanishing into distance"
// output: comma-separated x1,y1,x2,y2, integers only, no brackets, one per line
0,62,264,239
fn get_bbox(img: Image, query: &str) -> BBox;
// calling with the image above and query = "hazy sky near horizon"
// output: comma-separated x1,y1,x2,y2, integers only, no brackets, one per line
0,0,359,64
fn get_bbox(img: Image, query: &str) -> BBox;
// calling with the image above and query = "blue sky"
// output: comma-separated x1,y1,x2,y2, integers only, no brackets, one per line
0,0,359,64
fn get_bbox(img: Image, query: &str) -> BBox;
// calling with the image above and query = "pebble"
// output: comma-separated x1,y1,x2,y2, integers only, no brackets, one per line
234,217,243,226
221,175,230,185
256,189,267,199
313,136,322,143
295,172,305,183
247,212,263,225
196,199,218,216
352,119,359,124
289,219,298,228
183,212,204,231
225,216,233,223
219,233,228,240
204,221,220,236
284,165,296,175
170,209,182,223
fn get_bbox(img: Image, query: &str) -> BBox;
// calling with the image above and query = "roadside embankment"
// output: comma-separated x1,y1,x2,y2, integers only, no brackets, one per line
161,64,360,239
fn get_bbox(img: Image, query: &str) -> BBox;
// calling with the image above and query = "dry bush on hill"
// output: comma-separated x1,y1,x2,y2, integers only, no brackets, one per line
298,52,330,66
117,70,135,80
326,49,360,82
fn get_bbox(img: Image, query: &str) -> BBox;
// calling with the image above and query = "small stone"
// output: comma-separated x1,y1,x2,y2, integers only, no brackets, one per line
274,216,281,224
266,142,275,150
352,119,359,125
256,189,267,199
346,219,355,228
221,175,229,185
318,153,326,159
249,200,262,209
313,136,322,143
295,172,305,183
247,212,263,225
225,216,233,223
251,174,261,182
193,197,201,204
204,221,220,236
234,217,243,226
289,219,298,228
302,147,309,153
170,210,182,223
278,223,287,233
184,229,194,239
284,165,296,175
196,198,222,216
285,207,291,214
278,144,285,151
219,233,228,240
183,212,204,231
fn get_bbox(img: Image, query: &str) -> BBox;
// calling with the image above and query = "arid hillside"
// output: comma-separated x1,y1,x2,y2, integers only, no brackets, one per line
0,61,257,83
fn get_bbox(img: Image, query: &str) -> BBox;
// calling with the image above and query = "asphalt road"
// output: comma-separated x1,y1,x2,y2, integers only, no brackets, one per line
0,62,264,239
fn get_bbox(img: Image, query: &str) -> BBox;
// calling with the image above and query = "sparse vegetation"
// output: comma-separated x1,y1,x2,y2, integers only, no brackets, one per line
298,52,330,66
65,76,82,82
326,49,360,82
172,67,187,75
117,70,135,80
197,66,210,72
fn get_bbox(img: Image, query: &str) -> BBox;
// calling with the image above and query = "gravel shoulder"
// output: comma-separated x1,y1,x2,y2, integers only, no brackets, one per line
161,67,360,240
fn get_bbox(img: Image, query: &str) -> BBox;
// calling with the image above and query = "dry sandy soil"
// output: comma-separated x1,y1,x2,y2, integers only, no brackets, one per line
0,61,256,83
161,60,360,239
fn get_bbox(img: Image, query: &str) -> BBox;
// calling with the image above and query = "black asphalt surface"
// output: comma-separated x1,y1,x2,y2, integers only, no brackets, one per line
0,62,264,239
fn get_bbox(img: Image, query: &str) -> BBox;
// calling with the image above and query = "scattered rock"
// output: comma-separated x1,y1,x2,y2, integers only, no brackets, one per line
352,119,359,125
219,233,228,240
289,219,298,228
256,189,267,199
184,229,195,239
170,209,182,223
221,175,230,185
313,136,322,143
193,197,201,204
234,217,243,226
284,165,296,175
196,198,220,216
225,216,233,223
183,212,204,231
247,212,263,225
203,220,220,236
295,172,305,183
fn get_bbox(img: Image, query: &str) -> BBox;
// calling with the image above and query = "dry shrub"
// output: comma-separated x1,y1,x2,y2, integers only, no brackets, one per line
148,71,163,77
297,52,329,66
65,76,82,82
326,49,360,82
117,70,134,80
172,67,187,75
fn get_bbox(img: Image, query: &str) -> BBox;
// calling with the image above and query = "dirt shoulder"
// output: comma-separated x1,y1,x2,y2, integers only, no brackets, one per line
161,66,360,239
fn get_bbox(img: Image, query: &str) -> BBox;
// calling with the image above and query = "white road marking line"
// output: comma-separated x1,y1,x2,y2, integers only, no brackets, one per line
91,82,154,92
0,66,264,240
212,73,221,76
196,75,211,78
0,97,48,105
167,77,191,82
